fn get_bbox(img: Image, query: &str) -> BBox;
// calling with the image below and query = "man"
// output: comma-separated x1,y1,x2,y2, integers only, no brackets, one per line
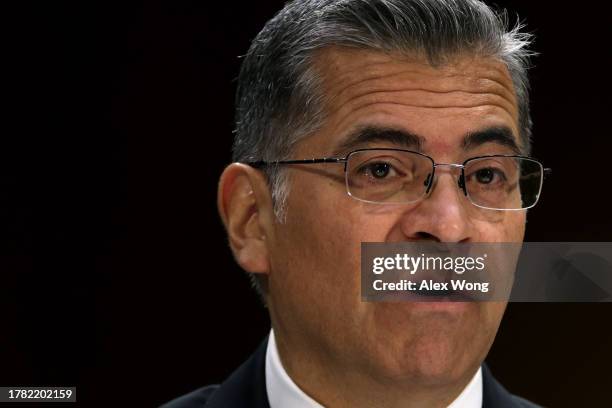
165,0,544,406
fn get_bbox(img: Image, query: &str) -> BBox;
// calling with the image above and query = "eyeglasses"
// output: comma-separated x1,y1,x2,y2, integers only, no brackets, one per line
248,148,551,210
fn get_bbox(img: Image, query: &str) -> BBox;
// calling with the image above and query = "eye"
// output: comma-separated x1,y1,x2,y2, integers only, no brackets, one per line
476,168,494,184
472,167,506,184
361,162,398,179
371,162,391,178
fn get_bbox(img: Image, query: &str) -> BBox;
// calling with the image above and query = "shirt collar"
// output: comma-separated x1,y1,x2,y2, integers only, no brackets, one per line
265,329,482,408
266,329,324,408
448,363,482,408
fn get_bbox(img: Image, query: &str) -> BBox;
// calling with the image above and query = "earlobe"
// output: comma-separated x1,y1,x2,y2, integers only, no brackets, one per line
218,163,274,275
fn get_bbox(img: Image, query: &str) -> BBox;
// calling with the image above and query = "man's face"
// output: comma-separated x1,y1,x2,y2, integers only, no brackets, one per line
266,48,526,386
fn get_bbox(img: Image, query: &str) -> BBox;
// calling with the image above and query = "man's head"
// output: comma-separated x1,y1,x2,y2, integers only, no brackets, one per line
219,0,534,401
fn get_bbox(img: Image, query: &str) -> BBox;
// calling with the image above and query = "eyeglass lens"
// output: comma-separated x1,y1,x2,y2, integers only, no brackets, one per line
345,150,542,210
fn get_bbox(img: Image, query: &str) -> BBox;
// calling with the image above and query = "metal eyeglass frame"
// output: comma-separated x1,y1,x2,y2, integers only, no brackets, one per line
247,148,552,211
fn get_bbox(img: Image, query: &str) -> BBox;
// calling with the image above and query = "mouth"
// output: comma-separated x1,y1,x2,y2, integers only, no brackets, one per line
410,289,475,302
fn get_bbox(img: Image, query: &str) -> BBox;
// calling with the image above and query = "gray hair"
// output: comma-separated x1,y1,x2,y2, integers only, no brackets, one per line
231,0,534,296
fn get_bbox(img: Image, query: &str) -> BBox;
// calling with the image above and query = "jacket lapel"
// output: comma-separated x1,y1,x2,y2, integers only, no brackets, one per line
482,363,521,408
205,336,271,408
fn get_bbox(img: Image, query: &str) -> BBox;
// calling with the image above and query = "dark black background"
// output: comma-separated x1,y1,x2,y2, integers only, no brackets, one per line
2,1,610,407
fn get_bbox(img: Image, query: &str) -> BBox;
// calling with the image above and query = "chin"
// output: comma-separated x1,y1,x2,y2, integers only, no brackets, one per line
367,312,482,386
413,339,472,383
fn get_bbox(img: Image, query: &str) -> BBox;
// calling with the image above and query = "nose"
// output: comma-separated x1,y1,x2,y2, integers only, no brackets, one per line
426,163,467,196
399,167,473,243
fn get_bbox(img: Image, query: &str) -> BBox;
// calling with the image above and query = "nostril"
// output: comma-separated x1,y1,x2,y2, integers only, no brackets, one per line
415,231,439,241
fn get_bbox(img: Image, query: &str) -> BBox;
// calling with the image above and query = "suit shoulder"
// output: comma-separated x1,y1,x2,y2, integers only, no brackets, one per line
159,385,219,408
512,394,543,408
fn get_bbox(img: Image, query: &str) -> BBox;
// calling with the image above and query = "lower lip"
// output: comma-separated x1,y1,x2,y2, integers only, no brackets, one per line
409,300,473,312
382,294,475,312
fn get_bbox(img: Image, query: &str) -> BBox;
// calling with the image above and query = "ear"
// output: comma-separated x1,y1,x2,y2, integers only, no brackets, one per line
217,163,275,275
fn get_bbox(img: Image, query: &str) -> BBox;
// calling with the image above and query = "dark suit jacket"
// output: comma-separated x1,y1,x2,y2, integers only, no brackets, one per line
162,337,540,408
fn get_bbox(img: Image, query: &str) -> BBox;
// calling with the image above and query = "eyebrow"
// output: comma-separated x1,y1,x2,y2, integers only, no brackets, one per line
332,125,521,157
332,126,424,156
462,126,521,154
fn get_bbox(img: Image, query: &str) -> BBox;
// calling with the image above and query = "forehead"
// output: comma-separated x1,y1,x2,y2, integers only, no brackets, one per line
303,47,520,155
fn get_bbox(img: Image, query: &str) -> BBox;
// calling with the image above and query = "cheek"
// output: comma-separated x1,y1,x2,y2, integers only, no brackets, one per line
273,177,360,283
272,177,395,303
476,302,507,357
268,185,370,337
286,172,395,245
474,211,526,242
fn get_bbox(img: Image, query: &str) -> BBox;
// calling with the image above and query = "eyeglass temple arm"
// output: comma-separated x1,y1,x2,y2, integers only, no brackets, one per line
247,158,345,168
543,168,552,177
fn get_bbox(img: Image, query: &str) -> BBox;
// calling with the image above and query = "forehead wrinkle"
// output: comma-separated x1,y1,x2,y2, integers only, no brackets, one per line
327,73,517,118
332,87,517,117
329,64,516,102
317,46,488,76
318,66,518,130
325,91,519,133
349,97,517,111
316,48,518,100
